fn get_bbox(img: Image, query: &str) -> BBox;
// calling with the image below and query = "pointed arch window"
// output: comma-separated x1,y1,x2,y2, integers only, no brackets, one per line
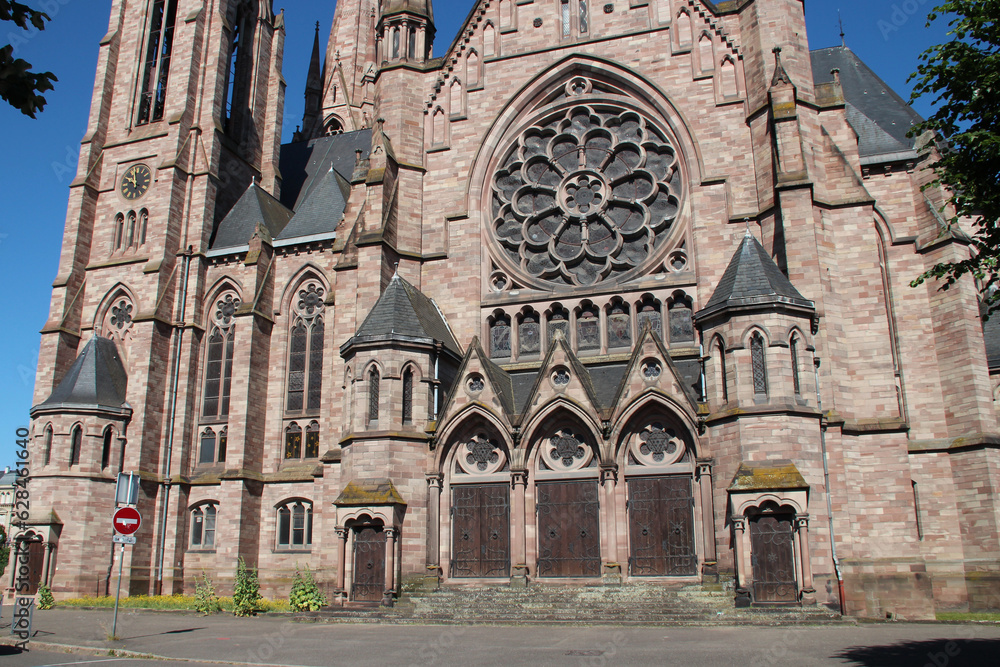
790,335,801,396
607,300,631,349
223,5,256,133
101,427,113,470
489,312,511,358
392,27,401,59
284,422,302,459
137,0,178,125
751,333,768,396
716,339,729,404
576,304,600,352
402,369,414,424
277,500,313,549
203,294,240,419
368,367,381,426
668,294,695,344
547,306,570,347
408,28,416,59
113,214,124,252
287,283,325,413
636,296,663,339
69,424,82,466
42,424,53,467
518,311,540,356
199,427,226,465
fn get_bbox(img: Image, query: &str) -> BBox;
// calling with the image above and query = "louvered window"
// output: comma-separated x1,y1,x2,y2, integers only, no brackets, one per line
137,0,178,125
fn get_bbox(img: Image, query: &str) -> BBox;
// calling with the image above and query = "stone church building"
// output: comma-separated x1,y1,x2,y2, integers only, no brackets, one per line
16,0,1000,619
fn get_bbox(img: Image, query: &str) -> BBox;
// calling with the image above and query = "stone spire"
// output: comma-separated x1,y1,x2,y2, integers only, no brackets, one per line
298,22,323,140
320,0,379,134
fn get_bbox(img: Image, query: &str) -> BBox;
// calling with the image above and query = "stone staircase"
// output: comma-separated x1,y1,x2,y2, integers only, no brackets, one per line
295,584,851,626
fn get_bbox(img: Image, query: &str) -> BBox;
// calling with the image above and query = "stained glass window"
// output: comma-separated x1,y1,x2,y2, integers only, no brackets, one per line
791,336,801,395
751,333,768,396
547,308,570,347
637,299,662,339
490,315,511,358
607,302,631,348
669,297,695,343
69,425,81,466
402,369,413,423
199,429,216,464
305,422,320,458
285,423,302,459
577,306,600,351
519,312,541,355
368,367,380,425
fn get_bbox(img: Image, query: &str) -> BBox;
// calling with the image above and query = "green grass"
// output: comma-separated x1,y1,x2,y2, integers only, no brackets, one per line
58,594,291,613
936,612,1000,622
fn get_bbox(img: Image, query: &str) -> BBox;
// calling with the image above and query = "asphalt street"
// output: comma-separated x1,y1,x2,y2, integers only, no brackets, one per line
1,609,999,666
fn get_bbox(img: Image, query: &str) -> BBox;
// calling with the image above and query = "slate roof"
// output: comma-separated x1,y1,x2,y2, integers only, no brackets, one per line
209,183,293,251
811,46,924,163
383,0,433,21
345,273,462,357
698,232,814,320
276,166,351,241
279,130,372,211
31,336,131,417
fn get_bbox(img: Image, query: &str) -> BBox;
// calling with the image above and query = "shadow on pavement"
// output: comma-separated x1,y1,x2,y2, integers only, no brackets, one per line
0,645,25,656
833,638,1000,666
123,626,205,640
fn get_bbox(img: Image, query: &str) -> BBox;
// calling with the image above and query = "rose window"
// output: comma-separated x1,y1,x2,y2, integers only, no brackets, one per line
630,422,686,467
456,433,506,475
491,104,682,286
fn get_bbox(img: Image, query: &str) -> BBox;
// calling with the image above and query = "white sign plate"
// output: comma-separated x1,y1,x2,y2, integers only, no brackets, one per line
113,534,137,545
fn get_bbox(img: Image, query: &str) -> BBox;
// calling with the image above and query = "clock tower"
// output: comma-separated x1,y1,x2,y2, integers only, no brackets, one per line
30,0,285,594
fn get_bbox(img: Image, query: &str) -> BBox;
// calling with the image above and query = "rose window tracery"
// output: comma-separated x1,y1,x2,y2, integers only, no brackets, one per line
491,104,683,286
541,428,594,471
630,422,686,466
456,433,507,475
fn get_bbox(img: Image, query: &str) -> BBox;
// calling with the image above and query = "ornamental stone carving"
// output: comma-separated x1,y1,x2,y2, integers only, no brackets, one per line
490,103,682,287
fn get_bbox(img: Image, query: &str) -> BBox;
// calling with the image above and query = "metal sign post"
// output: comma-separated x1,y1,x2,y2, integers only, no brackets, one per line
112,543,125,638
111,476,141,640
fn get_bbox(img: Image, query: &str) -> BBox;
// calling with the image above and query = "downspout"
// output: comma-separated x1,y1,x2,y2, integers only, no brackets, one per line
155,245,193,594
432,343,440,419
814,357,846,615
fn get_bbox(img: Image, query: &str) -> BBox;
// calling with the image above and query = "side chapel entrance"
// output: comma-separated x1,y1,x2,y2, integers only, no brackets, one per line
351,523,386,602
749,513,798,603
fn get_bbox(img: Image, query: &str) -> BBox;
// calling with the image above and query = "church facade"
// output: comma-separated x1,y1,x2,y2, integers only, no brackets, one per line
16,0,1000,619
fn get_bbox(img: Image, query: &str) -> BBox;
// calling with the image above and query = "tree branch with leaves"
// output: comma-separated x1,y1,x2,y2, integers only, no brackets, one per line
0,0,57,118
908,1,1000,313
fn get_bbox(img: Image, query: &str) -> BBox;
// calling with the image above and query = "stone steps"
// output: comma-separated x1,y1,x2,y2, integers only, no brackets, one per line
295,584,850,626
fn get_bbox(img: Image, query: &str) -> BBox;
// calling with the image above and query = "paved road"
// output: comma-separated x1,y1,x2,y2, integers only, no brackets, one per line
2,609,999,666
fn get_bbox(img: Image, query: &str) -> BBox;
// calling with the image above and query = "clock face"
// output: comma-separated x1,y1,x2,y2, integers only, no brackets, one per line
120,164,151,200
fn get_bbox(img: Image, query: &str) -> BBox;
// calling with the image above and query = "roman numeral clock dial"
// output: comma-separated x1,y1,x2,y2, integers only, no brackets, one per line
120,164,151,200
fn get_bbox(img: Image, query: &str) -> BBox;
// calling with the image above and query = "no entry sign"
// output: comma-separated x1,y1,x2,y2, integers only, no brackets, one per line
113,507,141,535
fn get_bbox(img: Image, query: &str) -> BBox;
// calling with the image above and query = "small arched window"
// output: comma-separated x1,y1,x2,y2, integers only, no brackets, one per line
125,211,137,248
547,306,570,347
285,422,302,459
392,27,400,59
368,367,380,425
190,503,218,548
716,338,729,404
518,311,540,356
305,421,320,458
636,296,663,339
607,300,631,349
113,214,125,251
668,294,695,344
408,28,416,59
276,500,313,549
69,424,82,466
101,427,113,470
576,303,600,352
402,368,413,424
751,333,768,396
324,118,343,136
138,209,148,246
42,424,53,467
489,313,511,358
790,335,802,396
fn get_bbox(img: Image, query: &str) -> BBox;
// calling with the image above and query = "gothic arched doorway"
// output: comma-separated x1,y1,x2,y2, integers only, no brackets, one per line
351,520,385,602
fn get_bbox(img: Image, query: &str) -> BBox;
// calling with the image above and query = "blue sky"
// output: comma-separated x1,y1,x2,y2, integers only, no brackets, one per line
0,0,951,466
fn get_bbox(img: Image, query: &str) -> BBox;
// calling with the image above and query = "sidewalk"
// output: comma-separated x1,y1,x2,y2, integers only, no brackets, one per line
1,608,1000,667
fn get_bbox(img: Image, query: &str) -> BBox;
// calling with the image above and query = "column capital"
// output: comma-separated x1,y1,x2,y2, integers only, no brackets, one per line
599,464,618,484
730,515,746,530
335,526,348,539
511,469,528,486
795,514,810,529
696,457,715,477
385,527,397,539
426,472,444,488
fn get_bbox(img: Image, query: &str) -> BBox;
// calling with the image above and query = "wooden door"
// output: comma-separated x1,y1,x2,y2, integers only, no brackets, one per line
627,476,696,576
451,484,510,577
750,514,798,603
351,526,386,602
536,480,601,577
19,540,45,595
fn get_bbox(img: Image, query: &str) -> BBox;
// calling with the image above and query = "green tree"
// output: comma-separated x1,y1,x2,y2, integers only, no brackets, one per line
909,1,1000,311
232,557,261,617
0,1,58,118
0,525,9,577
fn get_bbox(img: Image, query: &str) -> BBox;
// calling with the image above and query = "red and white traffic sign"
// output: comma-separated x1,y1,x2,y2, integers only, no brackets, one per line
113,507,141,535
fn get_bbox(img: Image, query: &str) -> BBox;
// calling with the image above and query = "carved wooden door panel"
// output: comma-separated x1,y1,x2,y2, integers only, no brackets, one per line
536,480,601,577
451,484,511,578
627,476,697,576
351,526,386,602
750,514,798,603
24,540,44,594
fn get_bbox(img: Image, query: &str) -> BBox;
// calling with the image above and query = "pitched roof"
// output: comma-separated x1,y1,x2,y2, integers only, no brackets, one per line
275,166,351,241
209,183,293,251
278,129,372,211
31,336,131,417
345,273,462,357
811,46,924,163
698,232,814,320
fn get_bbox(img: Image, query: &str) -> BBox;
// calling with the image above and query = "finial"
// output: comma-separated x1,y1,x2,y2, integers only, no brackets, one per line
838,11,846,47
770,46,792,87
316,20,321,31
393,262,399,276
744,217,752,238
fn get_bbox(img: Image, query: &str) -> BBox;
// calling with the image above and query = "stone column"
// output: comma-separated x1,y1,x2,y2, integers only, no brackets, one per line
43,542,55,587
796,515,816,604
510,470,528,586
731,515,751,607
425,474,443,588
697,458,718,577
334,526,348,606
600,465,621,585
383,527,396,607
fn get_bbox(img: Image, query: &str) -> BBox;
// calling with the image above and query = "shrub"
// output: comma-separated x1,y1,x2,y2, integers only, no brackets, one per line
289,566,327,612
37,584,54,610
194,573,222,615
232,557,262,617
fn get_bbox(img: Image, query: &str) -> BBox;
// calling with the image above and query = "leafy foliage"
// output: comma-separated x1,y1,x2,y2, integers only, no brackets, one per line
194,573,223,615
0,1,58,118
36,583,54,609
289,566,327,611
908,1,1000,313
57,594,291,612
0,525,8,577
232,557,262,617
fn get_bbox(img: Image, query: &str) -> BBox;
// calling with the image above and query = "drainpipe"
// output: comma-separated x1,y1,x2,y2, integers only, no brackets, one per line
155,246,193,594
432,343,441,419
814,357,846,615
